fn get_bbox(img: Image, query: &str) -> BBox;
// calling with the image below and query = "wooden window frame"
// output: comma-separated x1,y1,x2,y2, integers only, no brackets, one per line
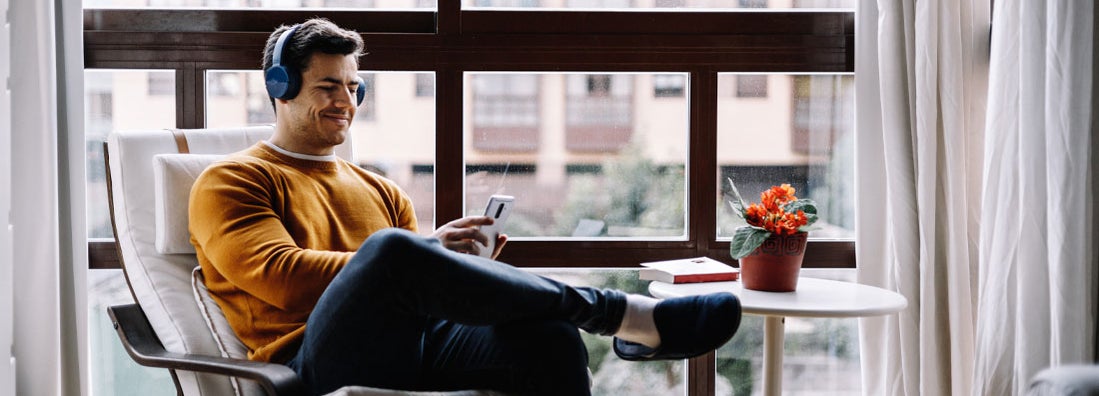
84,7,855,270
85,7,855,395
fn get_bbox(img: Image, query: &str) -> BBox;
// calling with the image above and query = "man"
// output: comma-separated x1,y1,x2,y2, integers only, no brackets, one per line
190,18,741,395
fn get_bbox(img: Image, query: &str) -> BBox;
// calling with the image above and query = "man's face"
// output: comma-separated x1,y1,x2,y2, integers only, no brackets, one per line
275,52,360,155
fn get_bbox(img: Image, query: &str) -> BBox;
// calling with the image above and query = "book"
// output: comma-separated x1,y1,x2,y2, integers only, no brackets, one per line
638,256,740,284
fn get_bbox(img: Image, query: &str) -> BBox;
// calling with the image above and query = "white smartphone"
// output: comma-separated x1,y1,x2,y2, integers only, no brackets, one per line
477,194,514,258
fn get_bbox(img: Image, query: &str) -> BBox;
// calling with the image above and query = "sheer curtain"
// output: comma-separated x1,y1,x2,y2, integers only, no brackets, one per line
855,0,990,395
1,0,13,393
9,0,85,394
973,1,1096,395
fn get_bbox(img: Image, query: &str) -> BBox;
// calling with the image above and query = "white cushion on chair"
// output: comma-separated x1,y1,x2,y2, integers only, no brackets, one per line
192,267,262,396
154,154,224,255
191,267,249,360
108,127,275,396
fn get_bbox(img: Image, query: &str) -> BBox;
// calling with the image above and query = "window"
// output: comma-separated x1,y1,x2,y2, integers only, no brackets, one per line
566,74,634,152
85,70,176,239
354,73,377,122
735,74,768,98
146,72,174,96
88,0,435,8
465,72,688,239
464,0,852,9
653,74,686,98
323,0,375,7
716,74,854,239
415,73,435,97
84,5,855,395
84,0,855,279
470,73,540,152
206,72,241,97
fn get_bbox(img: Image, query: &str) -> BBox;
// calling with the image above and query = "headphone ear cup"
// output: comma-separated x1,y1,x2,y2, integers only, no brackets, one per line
283,68,302,100
265,65,301,100
265,65,291,99
356,76,366,106
266,25,302,101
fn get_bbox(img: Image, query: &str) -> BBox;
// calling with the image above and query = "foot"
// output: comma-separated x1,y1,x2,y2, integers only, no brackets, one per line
612,293,742,361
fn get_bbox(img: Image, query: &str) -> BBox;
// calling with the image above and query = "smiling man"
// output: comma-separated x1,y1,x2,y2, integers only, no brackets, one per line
188,18,743,396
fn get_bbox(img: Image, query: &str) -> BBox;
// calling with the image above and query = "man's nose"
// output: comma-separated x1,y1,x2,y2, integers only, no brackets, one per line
335,86,355,106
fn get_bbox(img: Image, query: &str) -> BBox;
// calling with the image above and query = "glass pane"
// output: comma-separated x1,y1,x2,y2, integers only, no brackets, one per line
716,74,854,240
531,268,687,395
88,270,174,395
715,269,861,395
85,70,177,239
463,0,854,10
84,0,436,9
464,72,689,239
206,70,436,232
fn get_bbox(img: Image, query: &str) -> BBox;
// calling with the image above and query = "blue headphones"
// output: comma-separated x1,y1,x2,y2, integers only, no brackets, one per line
265,24,367,106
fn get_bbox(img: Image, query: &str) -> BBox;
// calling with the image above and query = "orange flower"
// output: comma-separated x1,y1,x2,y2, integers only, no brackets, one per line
727,180,818,259
743,185,808,235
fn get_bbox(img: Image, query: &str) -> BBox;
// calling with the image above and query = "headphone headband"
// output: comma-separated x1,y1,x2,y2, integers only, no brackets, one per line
270,24,300,71
265,23,366,106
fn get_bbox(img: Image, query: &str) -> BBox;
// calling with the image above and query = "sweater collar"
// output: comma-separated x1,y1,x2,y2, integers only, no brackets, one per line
261,140,338,162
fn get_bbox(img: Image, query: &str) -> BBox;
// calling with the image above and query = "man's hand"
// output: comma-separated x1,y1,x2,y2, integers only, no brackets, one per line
431,216,508,259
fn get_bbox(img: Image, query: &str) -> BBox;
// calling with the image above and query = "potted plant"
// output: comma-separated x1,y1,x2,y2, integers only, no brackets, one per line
726,179,818,292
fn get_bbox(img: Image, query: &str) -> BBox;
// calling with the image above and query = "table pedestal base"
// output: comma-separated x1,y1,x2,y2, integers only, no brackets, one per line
763,316,785,396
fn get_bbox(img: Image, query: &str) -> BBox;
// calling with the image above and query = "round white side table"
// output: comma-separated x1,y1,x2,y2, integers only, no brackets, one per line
649,277,907,396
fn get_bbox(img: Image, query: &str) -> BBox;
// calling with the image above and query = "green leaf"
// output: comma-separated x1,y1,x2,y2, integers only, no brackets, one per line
727,200,746,220
730,226,771,259
782,199,819,226
782,198,818,215
726,177,749,215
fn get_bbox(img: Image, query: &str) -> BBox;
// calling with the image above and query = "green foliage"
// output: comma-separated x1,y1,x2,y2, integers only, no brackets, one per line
717,358,754,396
554,142,684,236
725,177,749,218
783,198,820,232
602,144,684,231
729,226,771,259
717,315,764,396
581,331,611,373
554,174,612,236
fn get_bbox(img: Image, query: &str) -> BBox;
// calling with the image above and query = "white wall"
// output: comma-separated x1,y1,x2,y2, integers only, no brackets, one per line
0,0,15,392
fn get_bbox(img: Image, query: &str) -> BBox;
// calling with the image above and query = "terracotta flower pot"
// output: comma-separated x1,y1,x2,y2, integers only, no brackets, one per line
738,232,808,292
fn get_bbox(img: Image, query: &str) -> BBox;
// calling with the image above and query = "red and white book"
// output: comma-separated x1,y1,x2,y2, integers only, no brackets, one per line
639,257,740,284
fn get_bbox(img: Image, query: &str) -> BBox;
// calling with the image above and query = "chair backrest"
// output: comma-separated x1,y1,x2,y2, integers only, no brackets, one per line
106,126,352,396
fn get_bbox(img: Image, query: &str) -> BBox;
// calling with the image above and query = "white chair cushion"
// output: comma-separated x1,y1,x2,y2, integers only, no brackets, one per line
154,154,224,255
108,127,274,396
192,267,262,396
191,267,249,360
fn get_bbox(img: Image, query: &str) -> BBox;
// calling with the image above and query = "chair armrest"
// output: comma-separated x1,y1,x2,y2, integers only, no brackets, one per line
108,303,307,396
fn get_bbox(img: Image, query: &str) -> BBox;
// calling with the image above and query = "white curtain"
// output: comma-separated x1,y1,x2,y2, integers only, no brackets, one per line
855,0,990,395
0,0,14,392
9,0,86,394
973,1,1096,395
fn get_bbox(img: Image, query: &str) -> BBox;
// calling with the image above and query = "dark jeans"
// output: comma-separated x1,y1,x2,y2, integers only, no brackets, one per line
286,228,627,396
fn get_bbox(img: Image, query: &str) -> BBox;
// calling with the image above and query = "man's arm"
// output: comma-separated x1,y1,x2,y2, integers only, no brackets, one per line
190,162,351,312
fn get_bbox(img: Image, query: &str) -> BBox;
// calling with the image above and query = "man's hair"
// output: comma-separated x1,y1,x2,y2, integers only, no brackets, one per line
262,18,366,109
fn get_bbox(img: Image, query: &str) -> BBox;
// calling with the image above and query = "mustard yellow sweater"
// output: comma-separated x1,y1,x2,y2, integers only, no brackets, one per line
189,143,418,363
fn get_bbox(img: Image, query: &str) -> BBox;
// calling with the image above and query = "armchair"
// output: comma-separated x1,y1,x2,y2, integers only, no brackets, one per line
104,127,502,396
